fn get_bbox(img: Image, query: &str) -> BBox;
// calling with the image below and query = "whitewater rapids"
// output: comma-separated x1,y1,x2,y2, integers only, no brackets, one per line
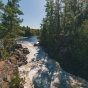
18,41,88,88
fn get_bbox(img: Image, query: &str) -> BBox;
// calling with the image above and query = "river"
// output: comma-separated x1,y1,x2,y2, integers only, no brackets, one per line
16,36,39,44
18,36,88,88
0,36,38,47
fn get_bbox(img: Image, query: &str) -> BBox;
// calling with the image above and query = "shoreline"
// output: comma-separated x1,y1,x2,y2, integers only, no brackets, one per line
0,43,29,88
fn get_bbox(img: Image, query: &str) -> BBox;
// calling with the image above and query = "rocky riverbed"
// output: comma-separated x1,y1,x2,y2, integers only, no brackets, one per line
18,41,88,88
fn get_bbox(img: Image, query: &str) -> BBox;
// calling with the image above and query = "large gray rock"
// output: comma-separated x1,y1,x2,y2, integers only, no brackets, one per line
9,57,17,65
34,42,40,46
15,44,22,49
23,48,30,54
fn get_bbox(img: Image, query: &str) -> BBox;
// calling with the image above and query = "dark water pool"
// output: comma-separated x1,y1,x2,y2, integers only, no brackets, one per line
17,36,39,44
0,36,38,46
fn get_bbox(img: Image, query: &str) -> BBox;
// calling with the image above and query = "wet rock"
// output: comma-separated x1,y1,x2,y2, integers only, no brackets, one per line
3,78,8,82
34,44,38,46
18,61,23,67
23,61,28,65
15,49,23,57
15,55,19,60
37,41,42,46
9,57,17,65
14,47,28,67
15,44,22,49
18,61,28,67
34,41,40,46
23,48,29,54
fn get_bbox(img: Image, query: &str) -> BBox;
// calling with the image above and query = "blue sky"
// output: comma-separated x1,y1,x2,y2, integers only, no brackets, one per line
2,0,46,29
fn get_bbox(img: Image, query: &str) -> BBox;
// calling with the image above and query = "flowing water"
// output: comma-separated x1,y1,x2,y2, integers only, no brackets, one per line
18,36,88,88
16,36,38,44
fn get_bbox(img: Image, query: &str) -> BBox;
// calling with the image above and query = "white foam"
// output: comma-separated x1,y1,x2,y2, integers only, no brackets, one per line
18,42,88,88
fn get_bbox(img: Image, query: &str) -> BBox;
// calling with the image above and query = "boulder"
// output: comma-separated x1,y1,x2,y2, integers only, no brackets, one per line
23,48,29,54
34,44,38,46
17,61,23,67
9,57,17,65
3,77,8,82
15,44,22,49
22,61,28,66
15,55,19,60
15,49,23,57
19,55,27,62
34,41,41,46
18,61,27,67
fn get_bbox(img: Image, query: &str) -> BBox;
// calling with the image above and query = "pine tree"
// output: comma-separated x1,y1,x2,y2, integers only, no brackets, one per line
1,0,23,51
1,0,23,36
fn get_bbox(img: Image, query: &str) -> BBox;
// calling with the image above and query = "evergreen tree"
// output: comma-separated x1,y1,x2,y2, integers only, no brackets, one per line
0,0,23,51
40,0,88,80
1,0,23,37
25,26,31,37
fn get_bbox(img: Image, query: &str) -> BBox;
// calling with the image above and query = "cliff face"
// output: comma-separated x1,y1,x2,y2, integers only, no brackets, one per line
19,42,88,88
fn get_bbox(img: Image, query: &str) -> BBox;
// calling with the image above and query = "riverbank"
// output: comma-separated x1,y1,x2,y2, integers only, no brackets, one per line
18,41,88,88
40,42,88,81
0,43,29,88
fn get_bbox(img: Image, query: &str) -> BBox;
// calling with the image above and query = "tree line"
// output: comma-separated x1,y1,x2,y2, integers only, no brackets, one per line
17,26,40,37
40,0,88,80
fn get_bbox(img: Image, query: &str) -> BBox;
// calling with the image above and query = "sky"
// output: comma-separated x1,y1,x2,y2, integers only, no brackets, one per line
2,0,46,29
